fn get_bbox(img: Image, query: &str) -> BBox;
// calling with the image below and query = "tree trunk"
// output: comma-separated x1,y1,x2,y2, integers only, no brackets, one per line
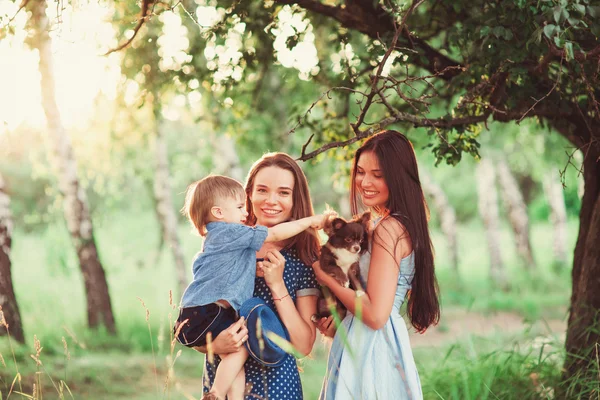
205,94,244,181
338,191,351,217
152,103,188,296
29,0,116,333
420,169,459,272
496,157,536,269
0,173,25,343
476,158,508,288
543,169,568,269
210,133,244,182
563,145,600,391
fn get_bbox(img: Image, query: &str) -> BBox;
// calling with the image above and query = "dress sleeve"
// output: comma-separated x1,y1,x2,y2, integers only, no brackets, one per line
295,259,321,298
208,223,268,252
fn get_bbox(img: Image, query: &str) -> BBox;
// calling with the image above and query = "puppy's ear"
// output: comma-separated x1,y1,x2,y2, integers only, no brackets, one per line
358,211,371,230
331,218,347,232
323,212,337,236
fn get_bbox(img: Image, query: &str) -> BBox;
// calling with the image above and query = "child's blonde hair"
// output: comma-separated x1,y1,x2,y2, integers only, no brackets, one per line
182,175,245,236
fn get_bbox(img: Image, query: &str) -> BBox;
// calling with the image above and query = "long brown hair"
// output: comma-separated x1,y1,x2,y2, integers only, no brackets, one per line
245,152,320,266
351,130,440,332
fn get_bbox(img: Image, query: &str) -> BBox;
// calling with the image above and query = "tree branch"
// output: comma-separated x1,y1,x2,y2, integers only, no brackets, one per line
2,0,30,29
104,0,155,56
275,0,463,80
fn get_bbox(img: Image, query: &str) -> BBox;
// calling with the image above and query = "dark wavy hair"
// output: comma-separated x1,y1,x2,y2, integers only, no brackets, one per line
350,130,440,332
245,152,320,266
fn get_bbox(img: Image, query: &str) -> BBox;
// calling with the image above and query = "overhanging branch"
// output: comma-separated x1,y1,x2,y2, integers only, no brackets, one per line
275,0,463,80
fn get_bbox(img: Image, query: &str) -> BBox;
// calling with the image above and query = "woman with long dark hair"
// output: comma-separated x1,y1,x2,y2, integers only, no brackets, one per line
313,130,440,399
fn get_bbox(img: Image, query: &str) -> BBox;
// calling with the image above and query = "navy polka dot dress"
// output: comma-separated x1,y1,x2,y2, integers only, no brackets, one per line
203,247,319,399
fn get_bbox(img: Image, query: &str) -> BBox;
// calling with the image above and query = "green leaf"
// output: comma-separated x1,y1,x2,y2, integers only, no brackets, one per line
554,6,563,23
588,6,600,18
504,29,514,40
567,16,581,26
554,6,570,24
543,24,556,38
554,35,564,47
564,41,574,61
493,26,505,38
574,4,586,15
532,26,544,45
480,25,490,38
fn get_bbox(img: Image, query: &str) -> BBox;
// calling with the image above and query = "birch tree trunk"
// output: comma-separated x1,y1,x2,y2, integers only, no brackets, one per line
476,158,508,288
0,173,25,343
205,96,244,181
29,0,115,333
153,104,187,296
210,133,244,182
496,158,536,269
420,169,459,272
543,170,568,269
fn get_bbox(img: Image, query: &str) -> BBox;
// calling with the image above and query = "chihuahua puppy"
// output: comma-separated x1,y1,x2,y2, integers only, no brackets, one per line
315,211,371,320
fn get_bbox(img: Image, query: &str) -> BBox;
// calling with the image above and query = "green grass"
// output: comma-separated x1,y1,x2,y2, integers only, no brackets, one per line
0,210,581,398
432,220,575,320
0,329,570,399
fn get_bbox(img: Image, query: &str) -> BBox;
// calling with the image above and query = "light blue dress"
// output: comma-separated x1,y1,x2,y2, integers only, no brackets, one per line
320,248,423,400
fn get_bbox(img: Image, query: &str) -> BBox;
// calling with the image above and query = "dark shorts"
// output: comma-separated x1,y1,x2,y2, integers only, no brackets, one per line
174,303,238,348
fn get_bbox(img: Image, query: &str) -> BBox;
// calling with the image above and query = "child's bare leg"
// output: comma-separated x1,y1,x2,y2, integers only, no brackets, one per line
226,367,246,400
208,347,248,399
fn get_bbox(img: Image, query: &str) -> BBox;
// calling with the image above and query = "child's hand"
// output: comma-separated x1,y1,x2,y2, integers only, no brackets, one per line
310,213,331,230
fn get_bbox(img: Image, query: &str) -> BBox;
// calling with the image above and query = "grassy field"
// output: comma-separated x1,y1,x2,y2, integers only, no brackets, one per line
0,211,579,399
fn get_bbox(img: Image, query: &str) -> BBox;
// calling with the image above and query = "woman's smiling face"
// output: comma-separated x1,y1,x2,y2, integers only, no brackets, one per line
250,166,295,227
355,150,390,209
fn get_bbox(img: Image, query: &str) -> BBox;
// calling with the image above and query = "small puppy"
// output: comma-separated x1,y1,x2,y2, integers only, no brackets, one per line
315,211,371,320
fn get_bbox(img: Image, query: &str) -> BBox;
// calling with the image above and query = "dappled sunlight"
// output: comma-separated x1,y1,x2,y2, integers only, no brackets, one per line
0,1,119,132
1,0,596,398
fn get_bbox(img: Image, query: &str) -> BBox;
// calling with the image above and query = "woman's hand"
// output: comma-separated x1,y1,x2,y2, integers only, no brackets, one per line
209,317,249,354
316,316,336,338
311,260,328,285
259,249,286,291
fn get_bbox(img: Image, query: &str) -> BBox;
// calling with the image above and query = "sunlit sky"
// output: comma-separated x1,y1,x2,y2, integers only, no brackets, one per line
0,2,350,135
0,1,121,133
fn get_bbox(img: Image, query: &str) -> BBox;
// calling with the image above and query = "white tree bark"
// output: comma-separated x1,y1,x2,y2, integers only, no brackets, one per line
0,173,25,343
476,158,508,288
338,191,351,217
543,169,569,268
210,133,244,182
420,169,459,272
496,158,536,269
30,0,115,333
153,106,187,296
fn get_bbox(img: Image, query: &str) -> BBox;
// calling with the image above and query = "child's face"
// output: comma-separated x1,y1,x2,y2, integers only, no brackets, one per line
217,195,249,224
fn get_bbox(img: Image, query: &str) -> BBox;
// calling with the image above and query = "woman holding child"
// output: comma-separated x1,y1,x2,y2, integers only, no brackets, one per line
203,153,321,399
313,130,440,399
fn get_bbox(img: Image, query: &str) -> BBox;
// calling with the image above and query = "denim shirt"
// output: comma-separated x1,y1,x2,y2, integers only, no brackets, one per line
181,222,268,311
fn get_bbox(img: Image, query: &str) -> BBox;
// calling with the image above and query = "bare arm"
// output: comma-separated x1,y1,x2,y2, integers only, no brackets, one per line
264,214,324,243
313,218,410,330
261,250,317,356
